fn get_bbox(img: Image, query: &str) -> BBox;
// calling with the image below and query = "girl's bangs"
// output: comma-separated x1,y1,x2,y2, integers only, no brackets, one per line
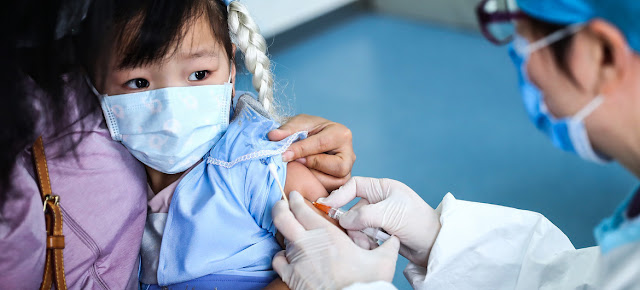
112,0,230,69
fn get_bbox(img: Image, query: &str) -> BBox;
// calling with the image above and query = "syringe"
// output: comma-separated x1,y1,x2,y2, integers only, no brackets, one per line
312,202,391,244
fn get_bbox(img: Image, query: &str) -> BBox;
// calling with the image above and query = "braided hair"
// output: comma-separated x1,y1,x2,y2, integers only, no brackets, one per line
227,1,276,116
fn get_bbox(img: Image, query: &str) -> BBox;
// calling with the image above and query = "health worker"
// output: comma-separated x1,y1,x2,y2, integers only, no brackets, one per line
271,0,640,289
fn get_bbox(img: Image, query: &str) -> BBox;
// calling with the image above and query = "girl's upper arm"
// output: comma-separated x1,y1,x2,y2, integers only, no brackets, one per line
284,161,328,202
284,161,341,228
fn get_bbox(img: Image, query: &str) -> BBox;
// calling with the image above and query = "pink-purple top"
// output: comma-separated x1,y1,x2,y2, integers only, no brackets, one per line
0,87,148,289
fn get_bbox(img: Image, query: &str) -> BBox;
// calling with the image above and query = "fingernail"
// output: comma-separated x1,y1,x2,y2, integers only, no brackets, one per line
315,197,326,204
295,157,306,165
282,150,294,162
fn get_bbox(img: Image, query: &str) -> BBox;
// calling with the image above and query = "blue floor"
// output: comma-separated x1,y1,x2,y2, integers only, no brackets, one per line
237,11,638,289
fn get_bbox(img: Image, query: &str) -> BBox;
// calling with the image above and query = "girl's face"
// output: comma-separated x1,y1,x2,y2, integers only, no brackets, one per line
101,15,235,96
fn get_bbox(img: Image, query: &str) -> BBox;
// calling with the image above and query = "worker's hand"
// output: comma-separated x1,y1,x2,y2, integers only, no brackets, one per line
321,177,441,268
268,114,355,191
272,191,400,290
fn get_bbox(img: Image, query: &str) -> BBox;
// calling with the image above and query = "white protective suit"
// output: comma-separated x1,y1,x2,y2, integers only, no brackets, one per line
345,193,640,290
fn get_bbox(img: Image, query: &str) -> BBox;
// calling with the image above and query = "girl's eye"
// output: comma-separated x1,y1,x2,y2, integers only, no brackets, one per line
125,78,150,89
188,70,209,81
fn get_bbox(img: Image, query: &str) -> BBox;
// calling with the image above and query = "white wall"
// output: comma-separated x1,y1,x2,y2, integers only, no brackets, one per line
240,0,358,38
372,0,483,30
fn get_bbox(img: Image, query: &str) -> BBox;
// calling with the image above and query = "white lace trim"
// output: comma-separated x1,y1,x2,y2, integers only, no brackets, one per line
206,131,307,168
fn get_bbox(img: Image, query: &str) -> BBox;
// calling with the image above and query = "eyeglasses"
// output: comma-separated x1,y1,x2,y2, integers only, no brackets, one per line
476,0,527,45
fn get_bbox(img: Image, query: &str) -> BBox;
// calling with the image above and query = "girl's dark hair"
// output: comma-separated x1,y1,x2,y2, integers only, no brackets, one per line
1,0,114,193
1,0,231,197
106,0,233,73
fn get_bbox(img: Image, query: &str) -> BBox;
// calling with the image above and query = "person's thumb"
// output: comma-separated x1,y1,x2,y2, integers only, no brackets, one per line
272,250,292,284
375,235,400,256
267,128,291,142
369,236,400,282
338,203,386,231
325,177,391,207
319,177,358,208
347,230,377,250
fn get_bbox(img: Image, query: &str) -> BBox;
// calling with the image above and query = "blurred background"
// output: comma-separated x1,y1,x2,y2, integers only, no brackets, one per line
235,1,638,288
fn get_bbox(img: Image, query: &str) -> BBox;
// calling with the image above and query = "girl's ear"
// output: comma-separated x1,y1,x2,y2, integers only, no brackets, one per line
231,44,237,97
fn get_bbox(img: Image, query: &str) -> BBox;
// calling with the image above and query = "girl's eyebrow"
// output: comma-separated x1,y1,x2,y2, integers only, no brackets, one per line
182,49,219,59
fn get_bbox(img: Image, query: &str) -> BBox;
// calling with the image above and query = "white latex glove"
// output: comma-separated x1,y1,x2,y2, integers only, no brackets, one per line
272,191,401,290
320,177,441,268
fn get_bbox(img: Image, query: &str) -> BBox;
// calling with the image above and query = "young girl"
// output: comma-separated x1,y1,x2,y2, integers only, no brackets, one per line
90,0,337,288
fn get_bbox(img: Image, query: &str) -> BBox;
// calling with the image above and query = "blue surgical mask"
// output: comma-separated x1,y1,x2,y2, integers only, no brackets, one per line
96,82,233,174
508,23,610,164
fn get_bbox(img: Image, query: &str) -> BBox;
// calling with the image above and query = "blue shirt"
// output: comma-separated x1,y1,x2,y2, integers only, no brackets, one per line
155,94,306,285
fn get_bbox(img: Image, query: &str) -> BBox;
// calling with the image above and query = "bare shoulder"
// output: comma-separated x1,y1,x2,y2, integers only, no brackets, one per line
284,161,327,202
283,161,342,229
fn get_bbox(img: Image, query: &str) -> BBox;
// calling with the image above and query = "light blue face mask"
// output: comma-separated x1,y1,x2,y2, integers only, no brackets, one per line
508,23,610,164
96,81,233,174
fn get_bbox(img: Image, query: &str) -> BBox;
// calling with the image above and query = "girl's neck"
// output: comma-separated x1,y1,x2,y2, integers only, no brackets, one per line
146,167,183,194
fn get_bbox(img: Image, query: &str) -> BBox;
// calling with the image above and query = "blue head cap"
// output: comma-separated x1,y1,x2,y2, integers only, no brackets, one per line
222,0,233,6
516,0,640,53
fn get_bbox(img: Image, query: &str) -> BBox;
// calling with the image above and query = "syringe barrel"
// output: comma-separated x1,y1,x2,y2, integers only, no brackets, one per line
328,207,345,220
323,206,390,244
361,227,391,244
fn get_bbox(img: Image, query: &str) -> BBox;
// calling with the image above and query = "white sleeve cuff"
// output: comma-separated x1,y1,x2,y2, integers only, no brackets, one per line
343,281,397,290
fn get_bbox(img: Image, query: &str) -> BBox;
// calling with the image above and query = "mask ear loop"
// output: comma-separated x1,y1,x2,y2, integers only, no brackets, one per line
523,22,586,55
573,95,605,122
228,63,237,109
84,75,104,98
227,64,233,84
568,95,609,163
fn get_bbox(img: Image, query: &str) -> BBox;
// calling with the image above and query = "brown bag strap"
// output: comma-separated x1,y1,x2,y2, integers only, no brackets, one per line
33,136,67,290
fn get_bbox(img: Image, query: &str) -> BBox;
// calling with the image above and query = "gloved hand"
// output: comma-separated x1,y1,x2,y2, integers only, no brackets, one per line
320,177,441,268
272,191,400,290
